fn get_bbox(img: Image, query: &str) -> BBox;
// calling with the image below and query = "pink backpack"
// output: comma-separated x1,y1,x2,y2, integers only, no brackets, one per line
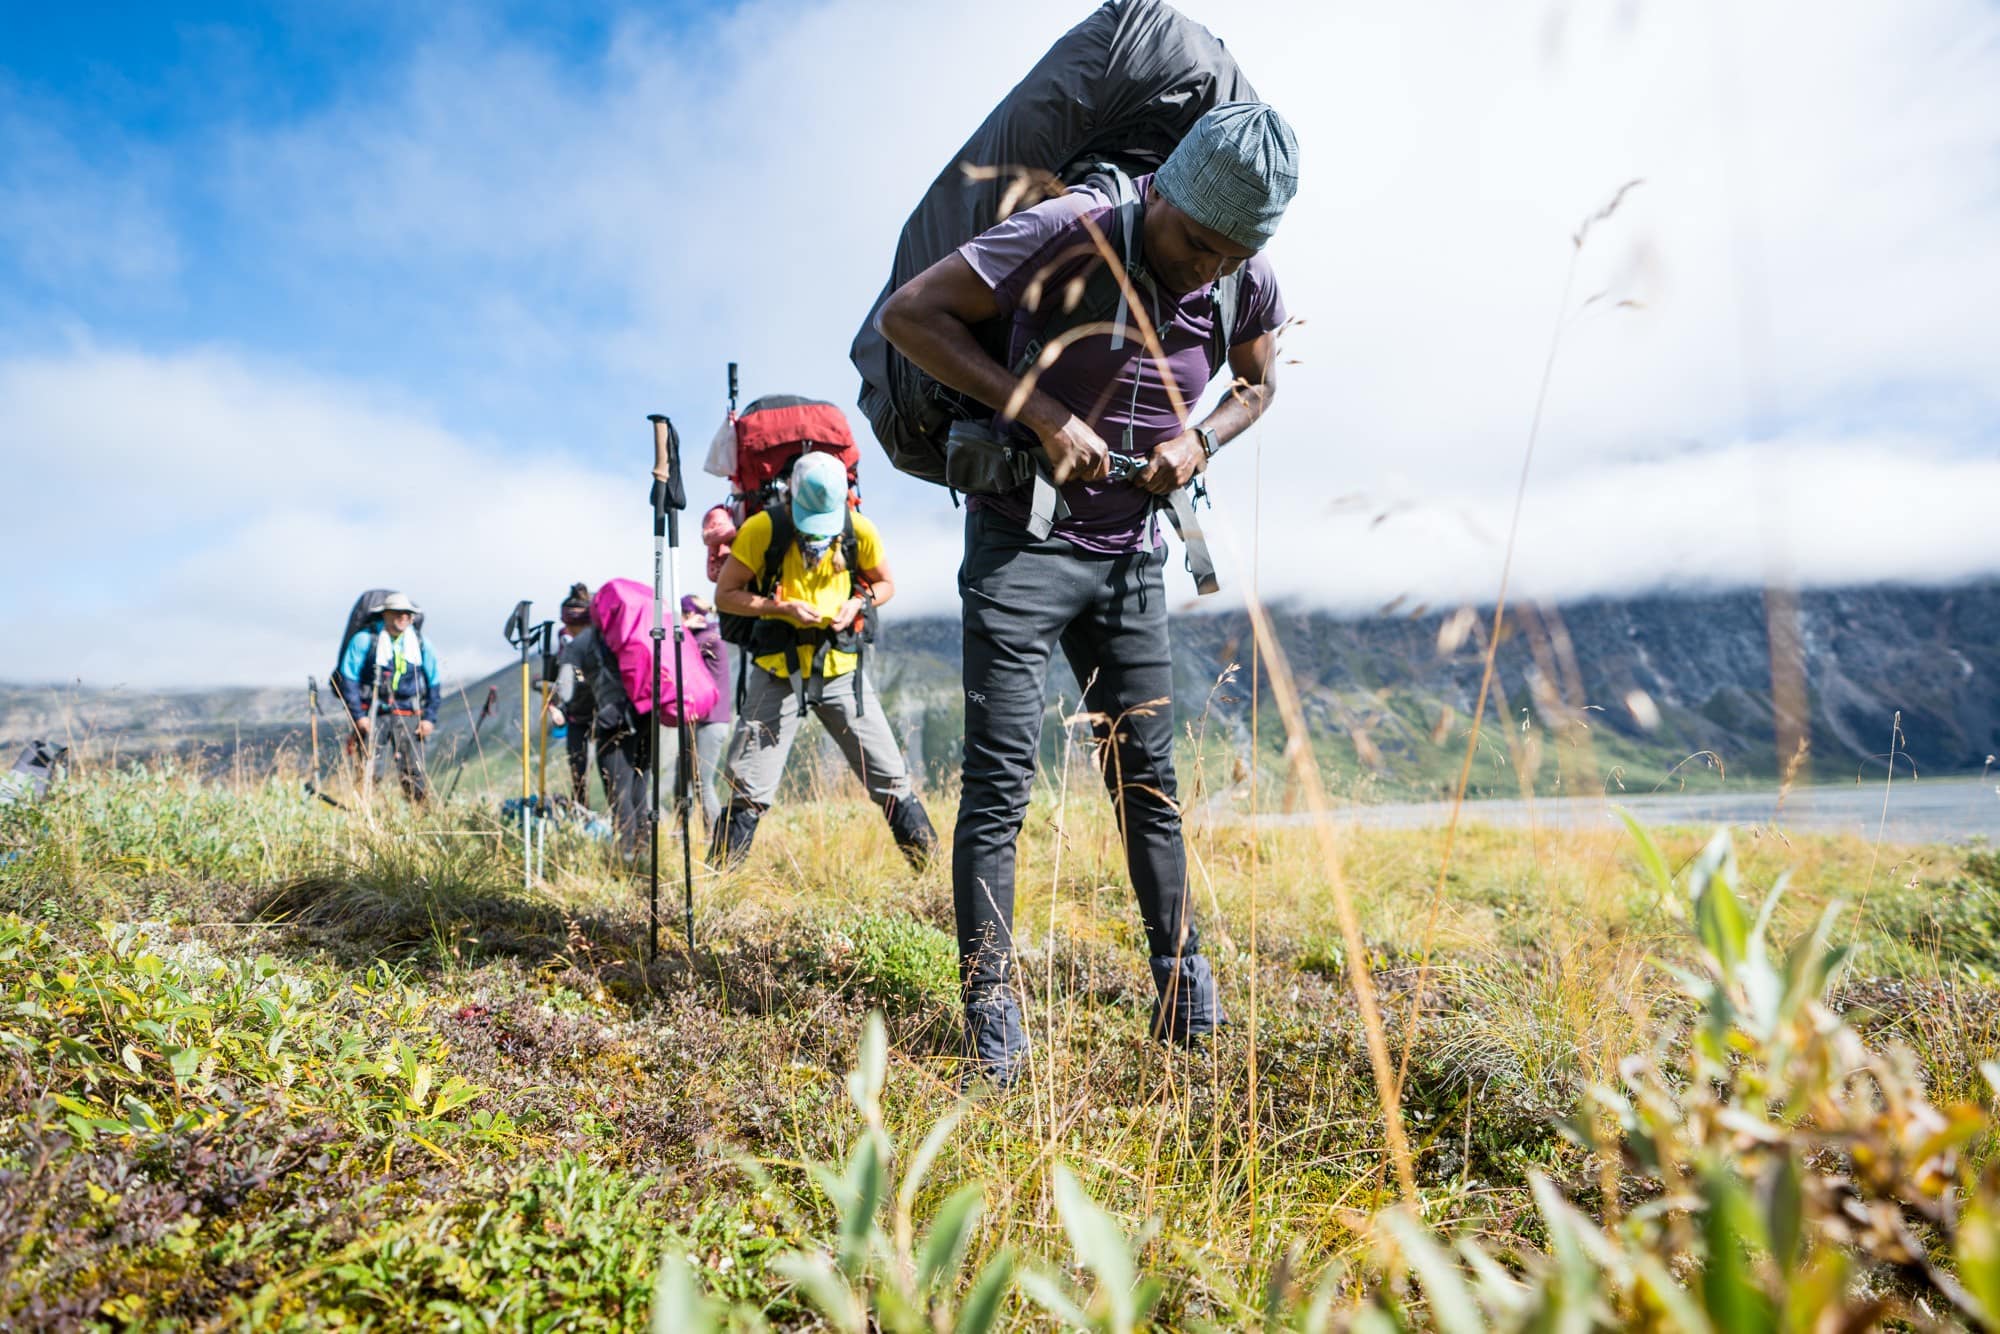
590,578,721,724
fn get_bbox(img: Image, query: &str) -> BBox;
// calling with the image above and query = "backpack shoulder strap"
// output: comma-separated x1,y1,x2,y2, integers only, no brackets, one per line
1101,168,1142,354
1011,168,1145,376
759,507,795,590
841,509,860,584
1209,268,1245,375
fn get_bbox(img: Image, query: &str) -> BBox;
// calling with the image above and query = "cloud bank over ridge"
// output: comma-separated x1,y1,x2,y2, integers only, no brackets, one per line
3,0,1997,685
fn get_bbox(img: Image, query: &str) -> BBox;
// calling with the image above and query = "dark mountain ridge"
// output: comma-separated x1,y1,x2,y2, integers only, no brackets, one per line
7,580,1994,798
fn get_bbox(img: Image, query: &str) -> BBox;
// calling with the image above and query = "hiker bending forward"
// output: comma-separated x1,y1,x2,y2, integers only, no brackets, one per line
336,592,440,802
711,452,938,869
878,103,1298,1082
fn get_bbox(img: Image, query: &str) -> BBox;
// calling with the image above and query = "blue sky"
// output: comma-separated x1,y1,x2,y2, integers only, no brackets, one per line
5,0,1999,686
3,2,706,443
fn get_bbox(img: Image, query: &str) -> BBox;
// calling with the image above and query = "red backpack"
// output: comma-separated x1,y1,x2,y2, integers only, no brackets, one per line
726,395,861,523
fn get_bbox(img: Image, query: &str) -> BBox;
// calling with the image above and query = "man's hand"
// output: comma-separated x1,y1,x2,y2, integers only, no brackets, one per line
417,720,435,741
1135,431,1206,495
355,715,373,735
776,598,824,625
1037,412,1111,486
831,597,865,632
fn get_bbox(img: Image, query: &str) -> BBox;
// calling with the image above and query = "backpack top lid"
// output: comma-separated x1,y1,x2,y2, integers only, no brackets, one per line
334,588,426,678
732,395,862,495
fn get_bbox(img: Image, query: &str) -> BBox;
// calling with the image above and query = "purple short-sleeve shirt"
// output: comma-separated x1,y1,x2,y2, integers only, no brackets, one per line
956,174,1287,553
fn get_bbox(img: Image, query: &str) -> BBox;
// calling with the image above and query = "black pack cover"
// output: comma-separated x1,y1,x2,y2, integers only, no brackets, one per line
849,0,1257,479
332,589,426,685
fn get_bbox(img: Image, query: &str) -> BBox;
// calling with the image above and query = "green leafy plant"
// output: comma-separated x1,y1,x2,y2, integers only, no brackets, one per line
1015,1165,1163,1333
1356,821,2000,1331
767,1012,1015,1334
0,917,501,1152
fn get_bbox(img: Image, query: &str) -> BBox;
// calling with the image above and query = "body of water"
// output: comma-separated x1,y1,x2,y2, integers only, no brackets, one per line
1245,776,1999,843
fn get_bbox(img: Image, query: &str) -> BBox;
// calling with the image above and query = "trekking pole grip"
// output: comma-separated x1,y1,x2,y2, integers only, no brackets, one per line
648,414,673,483
647,413,686,514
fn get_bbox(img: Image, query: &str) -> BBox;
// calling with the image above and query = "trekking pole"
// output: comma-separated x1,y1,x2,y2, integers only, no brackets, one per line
307,676,322,787
536,652,554,809
505,602,534,889
648,412,694,959
302,677,344,808
535,641,554,881
444,684,500,802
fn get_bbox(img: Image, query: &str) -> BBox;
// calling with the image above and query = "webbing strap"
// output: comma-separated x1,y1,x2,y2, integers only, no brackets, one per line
1027,469,1064,540
1163,485,1221,596
1105,171,1139,352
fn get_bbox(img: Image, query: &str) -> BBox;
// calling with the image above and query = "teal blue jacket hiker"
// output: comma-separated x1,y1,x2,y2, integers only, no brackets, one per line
338,626,440,723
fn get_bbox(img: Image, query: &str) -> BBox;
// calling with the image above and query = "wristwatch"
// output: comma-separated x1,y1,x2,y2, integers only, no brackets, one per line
1196,424,1221,460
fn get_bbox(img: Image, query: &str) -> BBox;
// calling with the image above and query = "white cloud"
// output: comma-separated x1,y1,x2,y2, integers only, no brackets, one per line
1194,433,2000,615
0,344,967,686
5,0,2000,685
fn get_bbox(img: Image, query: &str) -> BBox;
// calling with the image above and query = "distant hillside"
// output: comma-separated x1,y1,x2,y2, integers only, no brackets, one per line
873,579,1999,799
7,580,1995,801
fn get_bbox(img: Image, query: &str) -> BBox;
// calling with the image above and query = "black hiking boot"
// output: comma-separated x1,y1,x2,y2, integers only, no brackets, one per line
961,989,1029,1091
886,796,939,871
1149,953,1222,1047
707,803,761,869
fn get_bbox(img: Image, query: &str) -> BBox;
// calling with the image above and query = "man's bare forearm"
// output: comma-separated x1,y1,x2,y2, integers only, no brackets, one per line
877,298,1067,438
1197,380,1276,451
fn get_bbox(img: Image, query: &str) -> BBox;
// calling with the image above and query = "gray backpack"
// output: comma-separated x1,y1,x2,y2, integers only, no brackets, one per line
0,740,68,807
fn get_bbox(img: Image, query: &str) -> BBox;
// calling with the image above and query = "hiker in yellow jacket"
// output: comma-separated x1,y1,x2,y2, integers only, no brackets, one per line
710,452,937,868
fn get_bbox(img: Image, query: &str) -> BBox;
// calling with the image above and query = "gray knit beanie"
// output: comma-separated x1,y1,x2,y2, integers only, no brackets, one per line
1153,102,1300,250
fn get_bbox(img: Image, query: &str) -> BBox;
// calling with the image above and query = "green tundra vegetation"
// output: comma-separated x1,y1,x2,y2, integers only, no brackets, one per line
2,754,1999,1330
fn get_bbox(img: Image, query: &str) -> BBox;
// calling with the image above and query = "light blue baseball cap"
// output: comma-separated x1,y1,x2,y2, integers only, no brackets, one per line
790,451,848,538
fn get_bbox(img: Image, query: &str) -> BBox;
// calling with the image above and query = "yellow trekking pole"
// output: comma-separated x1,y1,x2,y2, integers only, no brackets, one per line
536,680,555,881
537,682,552,803
505,601,535,888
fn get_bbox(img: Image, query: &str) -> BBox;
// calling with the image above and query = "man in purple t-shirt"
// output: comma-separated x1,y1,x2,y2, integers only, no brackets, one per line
878,102,1299,1086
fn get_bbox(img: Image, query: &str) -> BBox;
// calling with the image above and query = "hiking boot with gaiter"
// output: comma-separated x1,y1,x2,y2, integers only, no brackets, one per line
886,796,938,871
1149,953,1222,1046
708,803,761,869
961,988,1029,1091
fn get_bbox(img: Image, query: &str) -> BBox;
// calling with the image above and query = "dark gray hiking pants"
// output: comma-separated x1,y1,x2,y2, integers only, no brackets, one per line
954,507,1200,996
596,721,653,858
366,713,430,802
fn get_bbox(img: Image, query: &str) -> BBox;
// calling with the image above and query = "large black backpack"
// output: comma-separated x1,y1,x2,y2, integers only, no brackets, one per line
850,0,1257,484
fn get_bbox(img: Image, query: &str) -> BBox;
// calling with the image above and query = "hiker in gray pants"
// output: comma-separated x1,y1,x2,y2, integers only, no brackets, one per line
719,665,917,848
711,452,938,868
877,103,1299,1084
